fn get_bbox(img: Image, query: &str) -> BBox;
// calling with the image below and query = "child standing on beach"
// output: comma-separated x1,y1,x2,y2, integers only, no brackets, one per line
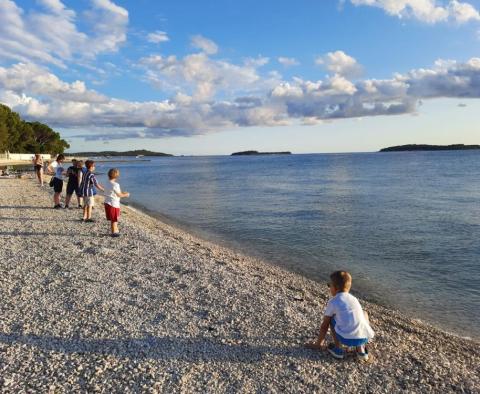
103,168,130,237
79,160,104,222
76,160,84,207
47,154,65,209
306,270,374,362
65,159,82,209
32,154,44,186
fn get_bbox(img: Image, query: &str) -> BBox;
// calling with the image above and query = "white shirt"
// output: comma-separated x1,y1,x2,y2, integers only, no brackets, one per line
54,163,64,179
104,180,122,208
324,292,374,340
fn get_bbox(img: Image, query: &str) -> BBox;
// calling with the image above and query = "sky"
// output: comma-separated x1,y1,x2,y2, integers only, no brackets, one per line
0,0,479,155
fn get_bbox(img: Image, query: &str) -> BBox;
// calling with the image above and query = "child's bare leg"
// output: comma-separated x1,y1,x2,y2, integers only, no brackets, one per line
111,221,118,234
356,345,366,353
54,192,61,205
87,206,93,219
65,193,72,207
329,321,341,348
82,206,88,220
355,311,370,353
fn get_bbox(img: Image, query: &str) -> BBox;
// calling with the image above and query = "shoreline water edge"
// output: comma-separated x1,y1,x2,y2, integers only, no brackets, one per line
124,199,477,342
0,178,478,392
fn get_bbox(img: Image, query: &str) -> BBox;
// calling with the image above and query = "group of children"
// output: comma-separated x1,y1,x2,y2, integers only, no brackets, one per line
36,155,375,361
45,154,130,237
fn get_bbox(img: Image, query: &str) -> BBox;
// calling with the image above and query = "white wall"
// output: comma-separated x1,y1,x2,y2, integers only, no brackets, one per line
2,152,52,160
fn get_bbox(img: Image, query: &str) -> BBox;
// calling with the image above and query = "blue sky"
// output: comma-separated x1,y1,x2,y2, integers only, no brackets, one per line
0,0,479,154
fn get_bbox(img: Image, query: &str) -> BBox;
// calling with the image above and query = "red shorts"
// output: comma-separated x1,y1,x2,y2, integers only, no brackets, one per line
104,203,120,222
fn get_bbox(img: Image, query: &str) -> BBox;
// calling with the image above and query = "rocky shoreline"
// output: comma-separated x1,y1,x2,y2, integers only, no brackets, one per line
0,178,478,392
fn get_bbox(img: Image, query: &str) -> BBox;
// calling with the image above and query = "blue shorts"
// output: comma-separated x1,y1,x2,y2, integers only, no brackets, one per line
332,318,369,347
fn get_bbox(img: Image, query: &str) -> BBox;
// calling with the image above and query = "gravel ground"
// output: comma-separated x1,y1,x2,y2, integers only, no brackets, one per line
0,178,478,393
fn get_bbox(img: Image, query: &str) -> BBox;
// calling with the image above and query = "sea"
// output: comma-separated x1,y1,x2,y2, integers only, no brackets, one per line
93,151,480,339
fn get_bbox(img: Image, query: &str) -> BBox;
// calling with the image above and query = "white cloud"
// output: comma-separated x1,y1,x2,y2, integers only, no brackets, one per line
449,0,480,22
147,31,169,44
0,63,108,103
140,52,275,101
244,57,270,67
349,0,480,24
278,57,300,67
191,35,219,55
1,57,480,140
38,0,72,15
316,50,363,77
0,90,50,117
0,0,128,67
85,0,129,56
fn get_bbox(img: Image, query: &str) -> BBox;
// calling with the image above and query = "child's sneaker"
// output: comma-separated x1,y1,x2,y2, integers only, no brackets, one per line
356,347,369,362
328,345,345,359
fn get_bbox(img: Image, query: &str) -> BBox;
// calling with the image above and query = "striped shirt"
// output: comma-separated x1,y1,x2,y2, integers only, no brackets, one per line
80,170,98,197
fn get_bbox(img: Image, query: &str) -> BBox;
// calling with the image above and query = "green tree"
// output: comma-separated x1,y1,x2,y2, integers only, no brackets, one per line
0,104,69,154
0,122,8,152
0,105,12,151
28,122,70,154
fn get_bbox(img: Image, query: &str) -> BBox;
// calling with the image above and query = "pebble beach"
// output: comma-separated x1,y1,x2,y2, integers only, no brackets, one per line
0,178,479,393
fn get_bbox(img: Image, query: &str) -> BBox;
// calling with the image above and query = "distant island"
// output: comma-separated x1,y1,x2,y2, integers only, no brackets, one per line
67,150,173,157
380,144,480,152
231,150,292,156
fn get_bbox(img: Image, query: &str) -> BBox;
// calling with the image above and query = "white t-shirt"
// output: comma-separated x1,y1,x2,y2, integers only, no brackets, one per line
324,292,374,340
54,163,64,179
104,180,122,208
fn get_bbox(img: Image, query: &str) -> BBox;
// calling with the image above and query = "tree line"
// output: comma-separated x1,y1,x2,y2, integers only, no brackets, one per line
0,104,69,154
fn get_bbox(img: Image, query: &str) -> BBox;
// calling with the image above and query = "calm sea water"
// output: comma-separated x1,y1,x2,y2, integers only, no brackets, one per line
95,152,480,338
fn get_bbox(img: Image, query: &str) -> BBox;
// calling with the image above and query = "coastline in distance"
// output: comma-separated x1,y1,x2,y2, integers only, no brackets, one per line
380,144,480,152
66,149,173,157
231,150,292,156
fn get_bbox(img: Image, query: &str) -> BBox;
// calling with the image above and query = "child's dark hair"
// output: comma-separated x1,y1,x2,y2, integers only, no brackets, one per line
56,154,65,161
85,160,95,169
330,271,352,292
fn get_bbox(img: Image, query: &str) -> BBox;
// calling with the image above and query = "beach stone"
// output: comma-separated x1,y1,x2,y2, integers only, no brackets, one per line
0,178,478,393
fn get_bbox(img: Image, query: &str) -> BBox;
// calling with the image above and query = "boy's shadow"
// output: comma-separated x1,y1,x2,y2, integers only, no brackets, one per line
0,332,326,363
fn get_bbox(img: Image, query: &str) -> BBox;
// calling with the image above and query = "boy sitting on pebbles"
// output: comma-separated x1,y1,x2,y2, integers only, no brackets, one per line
306,270,374,362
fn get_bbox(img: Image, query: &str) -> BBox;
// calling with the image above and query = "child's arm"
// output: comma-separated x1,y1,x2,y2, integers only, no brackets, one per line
93,177,105,192
305,315,332,349
115,190,130,198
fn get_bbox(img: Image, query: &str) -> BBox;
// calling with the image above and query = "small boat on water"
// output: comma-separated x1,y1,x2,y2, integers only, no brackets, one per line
136,155,145,158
